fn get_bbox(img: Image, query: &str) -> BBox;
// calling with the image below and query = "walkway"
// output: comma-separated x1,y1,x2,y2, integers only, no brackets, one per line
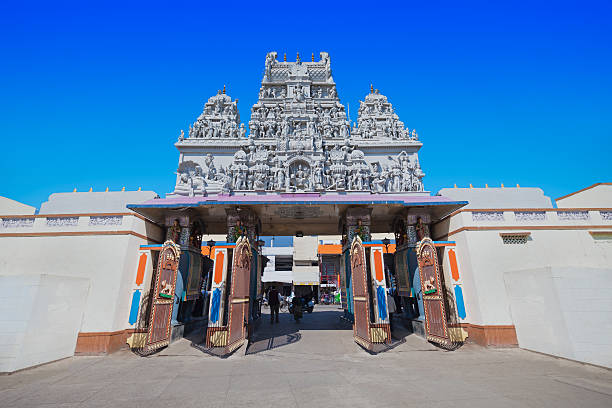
2,305,612,407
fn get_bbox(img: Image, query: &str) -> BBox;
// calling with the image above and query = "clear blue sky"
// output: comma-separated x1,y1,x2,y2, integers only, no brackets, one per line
1,1,610,209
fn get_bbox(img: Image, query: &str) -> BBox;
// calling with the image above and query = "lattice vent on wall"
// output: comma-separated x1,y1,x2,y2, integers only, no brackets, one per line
501,234,529,244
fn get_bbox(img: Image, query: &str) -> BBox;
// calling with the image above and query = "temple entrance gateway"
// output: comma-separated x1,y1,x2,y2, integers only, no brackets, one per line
143,241,181,353
127,51,467,356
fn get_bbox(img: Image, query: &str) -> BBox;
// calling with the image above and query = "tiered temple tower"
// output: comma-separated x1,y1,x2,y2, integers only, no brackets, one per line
169,52,426,196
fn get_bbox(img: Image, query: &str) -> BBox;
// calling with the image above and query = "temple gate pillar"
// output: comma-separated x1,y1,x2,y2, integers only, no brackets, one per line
205,208,261,353
164,213,205,325
393,211,451,345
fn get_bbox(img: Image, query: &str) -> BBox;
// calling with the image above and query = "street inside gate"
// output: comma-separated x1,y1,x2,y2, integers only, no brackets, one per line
246,304,358,355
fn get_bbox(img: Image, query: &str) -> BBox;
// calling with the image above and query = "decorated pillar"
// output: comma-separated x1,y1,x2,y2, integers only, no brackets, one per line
225,208,260,244
164,213,205,324
392,212,431,320
341,207,372,247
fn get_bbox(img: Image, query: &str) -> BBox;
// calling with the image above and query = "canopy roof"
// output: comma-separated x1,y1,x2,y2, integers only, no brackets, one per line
129,193,466,235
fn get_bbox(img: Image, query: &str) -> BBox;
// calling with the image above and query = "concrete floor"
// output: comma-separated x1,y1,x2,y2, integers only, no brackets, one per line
2,305,612,408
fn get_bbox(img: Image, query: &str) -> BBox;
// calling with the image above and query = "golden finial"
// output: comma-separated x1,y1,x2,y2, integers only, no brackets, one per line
485,183,489,188
283,53,286,61
121,186,125,192
105,187,109,192
138,187,142,191
73,188,77,192
370,84,374,93
296,52,300,62
89,187,93,192
311,53,314,62
516,183,520,188
453,183,457,188
501,183,505,188
222,85,226,94
469,183,473,188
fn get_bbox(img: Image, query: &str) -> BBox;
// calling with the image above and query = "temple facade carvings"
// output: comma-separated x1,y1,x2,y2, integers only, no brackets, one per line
170,52,427,196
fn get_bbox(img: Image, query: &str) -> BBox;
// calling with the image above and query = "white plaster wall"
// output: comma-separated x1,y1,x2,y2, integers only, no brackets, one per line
504,267,612,368
556,184,612,208
438,187,553,209
0,274,89,373
40,191,157,214
455,229,612,326
0,197,36,215
0,235,133,332
0,210,164,335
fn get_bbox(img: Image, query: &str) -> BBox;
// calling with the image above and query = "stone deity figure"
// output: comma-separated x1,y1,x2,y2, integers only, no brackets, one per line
168,219,181,243
415,217,428,241
329,87,336,98
276,168,286,190
264,52,276,81
281,120,290,136
191,166,207,196
324,170,333,189
314,163,324,189
373,174,386,193
236,171,247,190
392,166,401,192
221,173,232,193
254,173,266,190
179,129,185,141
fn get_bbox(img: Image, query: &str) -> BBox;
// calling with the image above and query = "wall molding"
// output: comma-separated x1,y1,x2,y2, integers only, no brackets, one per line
437,207,612,224
435,225,612,241
0,212,162,227
0,230,162,243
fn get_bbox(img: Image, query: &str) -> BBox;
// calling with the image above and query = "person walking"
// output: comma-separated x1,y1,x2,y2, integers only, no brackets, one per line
268,286,280,323
386,288,397,336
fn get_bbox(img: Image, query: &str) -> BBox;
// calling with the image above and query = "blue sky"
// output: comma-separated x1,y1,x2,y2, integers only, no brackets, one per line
1,1,610,208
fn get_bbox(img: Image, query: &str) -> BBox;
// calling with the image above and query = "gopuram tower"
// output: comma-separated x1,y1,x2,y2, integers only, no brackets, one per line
169,51,426,196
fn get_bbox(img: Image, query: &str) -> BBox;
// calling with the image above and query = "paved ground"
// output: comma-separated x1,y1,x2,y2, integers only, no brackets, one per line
2,305,612,408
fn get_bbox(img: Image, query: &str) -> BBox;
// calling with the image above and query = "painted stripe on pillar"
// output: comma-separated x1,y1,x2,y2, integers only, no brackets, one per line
136,253,147,285
129,290,141,325
449,249,460,281
373,250,384,282
454,285,466,319
213,251,225,284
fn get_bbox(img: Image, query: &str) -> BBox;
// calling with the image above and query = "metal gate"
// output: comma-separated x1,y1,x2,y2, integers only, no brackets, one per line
205,236,251,355
144,241,181,352
350,237,391,350
351,237,371,349
225,236,252,353
416,237,450,345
